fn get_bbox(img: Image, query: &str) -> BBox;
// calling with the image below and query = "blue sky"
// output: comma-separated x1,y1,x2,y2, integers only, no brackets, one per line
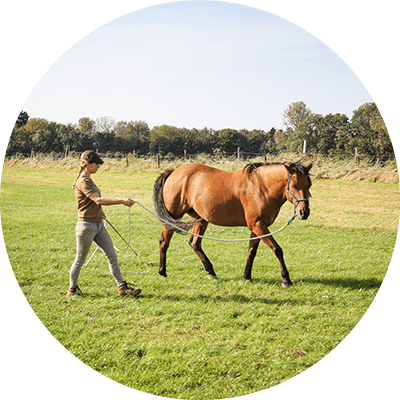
23,1,372,131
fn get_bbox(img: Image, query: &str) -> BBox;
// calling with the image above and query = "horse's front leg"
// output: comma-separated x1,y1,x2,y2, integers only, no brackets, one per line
159,227,174,277
243,232,260,281
252,222,293,288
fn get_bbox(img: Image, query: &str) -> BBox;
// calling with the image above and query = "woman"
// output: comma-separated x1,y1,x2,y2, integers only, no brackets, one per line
67,150,141,297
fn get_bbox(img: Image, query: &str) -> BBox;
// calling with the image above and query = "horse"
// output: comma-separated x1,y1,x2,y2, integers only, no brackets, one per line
152,161,312,288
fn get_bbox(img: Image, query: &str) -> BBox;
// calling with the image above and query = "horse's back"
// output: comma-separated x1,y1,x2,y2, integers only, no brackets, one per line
164,164,223,198
163,164,248,225
164,163,241,197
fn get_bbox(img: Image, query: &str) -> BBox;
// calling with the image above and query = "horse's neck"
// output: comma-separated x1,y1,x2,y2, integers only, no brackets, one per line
259,166,288,204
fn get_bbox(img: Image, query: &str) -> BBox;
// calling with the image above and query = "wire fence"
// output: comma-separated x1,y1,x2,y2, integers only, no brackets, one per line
7,148,397,166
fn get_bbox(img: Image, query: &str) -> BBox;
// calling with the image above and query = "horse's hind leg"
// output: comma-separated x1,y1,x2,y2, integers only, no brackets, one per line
188,218,217,279
159,227,174,277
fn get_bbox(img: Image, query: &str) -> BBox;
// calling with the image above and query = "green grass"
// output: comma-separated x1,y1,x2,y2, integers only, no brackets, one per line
1,166,399,399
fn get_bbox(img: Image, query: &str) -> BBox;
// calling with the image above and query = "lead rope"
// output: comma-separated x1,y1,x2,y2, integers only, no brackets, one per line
134,200,298,242
84,180,307,268
83,209,151,273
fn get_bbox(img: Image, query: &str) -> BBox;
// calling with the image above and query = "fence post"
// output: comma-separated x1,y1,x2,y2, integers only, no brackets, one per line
184,149,187,161
303,140,307,154
126,153,129,167
31,149,34,158
156,154,160,168
355,148,359,164
237,147,240,159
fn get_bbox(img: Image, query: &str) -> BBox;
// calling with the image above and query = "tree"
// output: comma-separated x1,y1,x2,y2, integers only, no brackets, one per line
7,127,32,154
59,124,82,152
350,102,393,160
245,129,265,154
115,121,128,137
114,120,150,153
274,129,289,151
289,113,350,155
261,128,277,154
214,129,247,154
317,113,349,154
149,125,183,156
289,114,323,152
24,117,49,133
78,117,96,135
15,111,29,128
187,127,214,154
126,120,150,137
92,131,115,153
282,101,313,133
6,102,391,159
95,116,116,134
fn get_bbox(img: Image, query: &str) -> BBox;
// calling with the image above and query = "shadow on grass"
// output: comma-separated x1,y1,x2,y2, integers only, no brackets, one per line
299,276,382,290
149,293,304,306
67,275,383,303
246,275,382,290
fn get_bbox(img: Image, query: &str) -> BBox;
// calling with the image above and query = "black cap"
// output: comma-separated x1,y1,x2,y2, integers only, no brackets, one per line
80,150,104,164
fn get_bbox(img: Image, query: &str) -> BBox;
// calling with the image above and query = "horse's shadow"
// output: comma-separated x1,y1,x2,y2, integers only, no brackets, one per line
153,275,382,305
72,275,382,303
153,292,302,306
296,276,382,290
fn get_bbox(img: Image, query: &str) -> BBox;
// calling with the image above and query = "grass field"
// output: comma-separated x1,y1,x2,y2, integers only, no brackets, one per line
1,164,399,399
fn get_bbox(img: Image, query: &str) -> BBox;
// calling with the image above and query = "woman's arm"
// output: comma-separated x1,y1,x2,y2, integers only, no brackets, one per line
89,193,135,207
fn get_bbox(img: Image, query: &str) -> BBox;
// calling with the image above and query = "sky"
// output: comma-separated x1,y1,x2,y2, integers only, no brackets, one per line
22,1,372,131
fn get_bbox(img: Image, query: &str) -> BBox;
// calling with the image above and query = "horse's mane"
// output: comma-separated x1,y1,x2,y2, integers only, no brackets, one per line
244,162,310,177
244,162,274,176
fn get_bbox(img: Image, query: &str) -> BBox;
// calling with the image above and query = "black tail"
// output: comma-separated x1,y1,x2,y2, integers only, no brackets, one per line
152,169,193,233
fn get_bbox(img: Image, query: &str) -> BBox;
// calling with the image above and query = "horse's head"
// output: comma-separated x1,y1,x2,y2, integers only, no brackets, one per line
284,162,312,220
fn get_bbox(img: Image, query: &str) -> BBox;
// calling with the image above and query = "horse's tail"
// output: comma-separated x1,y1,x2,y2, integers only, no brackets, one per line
153,169,193,233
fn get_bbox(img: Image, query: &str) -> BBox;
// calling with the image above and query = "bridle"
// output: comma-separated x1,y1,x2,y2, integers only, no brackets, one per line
286,176,310,224
286,178,309,205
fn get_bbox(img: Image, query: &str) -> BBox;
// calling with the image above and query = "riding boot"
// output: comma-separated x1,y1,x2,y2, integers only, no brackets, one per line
118,281,141,297
66,285,83,297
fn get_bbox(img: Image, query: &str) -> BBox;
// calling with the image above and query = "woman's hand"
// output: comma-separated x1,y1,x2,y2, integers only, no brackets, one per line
122,198,135,207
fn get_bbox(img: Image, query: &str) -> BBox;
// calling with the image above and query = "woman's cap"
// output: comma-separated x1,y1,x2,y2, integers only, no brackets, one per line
80,150,104,164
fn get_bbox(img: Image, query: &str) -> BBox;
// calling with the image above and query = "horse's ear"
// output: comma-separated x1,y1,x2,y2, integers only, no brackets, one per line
283,162,296,175
306,162,313,172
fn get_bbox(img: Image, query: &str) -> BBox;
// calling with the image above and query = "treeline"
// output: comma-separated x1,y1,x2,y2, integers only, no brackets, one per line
8,101,394,161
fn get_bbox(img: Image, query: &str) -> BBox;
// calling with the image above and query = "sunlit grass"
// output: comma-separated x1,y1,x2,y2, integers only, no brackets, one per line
1,166,398,399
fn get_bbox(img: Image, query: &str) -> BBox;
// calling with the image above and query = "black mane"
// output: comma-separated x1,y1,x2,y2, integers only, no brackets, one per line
284,162,310,176
243,162,269,175
244,162,310,177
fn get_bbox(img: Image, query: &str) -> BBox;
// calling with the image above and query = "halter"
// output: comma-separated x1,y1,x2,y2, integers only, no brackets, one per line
286,177,309,224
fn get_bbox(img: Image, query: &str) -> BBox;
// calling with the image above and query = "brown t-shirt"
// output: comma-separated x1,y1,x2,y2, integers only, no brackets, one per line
75,175,103,222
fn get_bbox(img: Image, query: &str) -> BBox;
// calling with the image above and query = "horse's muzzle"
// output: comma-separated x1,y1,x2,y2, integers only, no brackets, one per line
298,207,310,220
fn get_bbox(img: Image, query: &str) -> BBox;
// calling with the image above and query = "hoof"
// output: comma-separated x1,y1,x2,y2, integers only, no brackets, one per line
206,274,217,280
281,281,292,289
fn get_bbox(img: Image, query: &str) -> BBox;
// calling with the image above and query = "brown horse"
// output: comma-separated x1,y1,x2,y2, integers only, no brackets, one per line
152,162,312,287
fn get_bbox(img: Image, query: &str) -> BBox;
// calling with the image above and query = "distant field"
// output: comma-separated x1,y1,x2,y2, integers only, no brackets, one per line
1,165,399,399
4,152,399,183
